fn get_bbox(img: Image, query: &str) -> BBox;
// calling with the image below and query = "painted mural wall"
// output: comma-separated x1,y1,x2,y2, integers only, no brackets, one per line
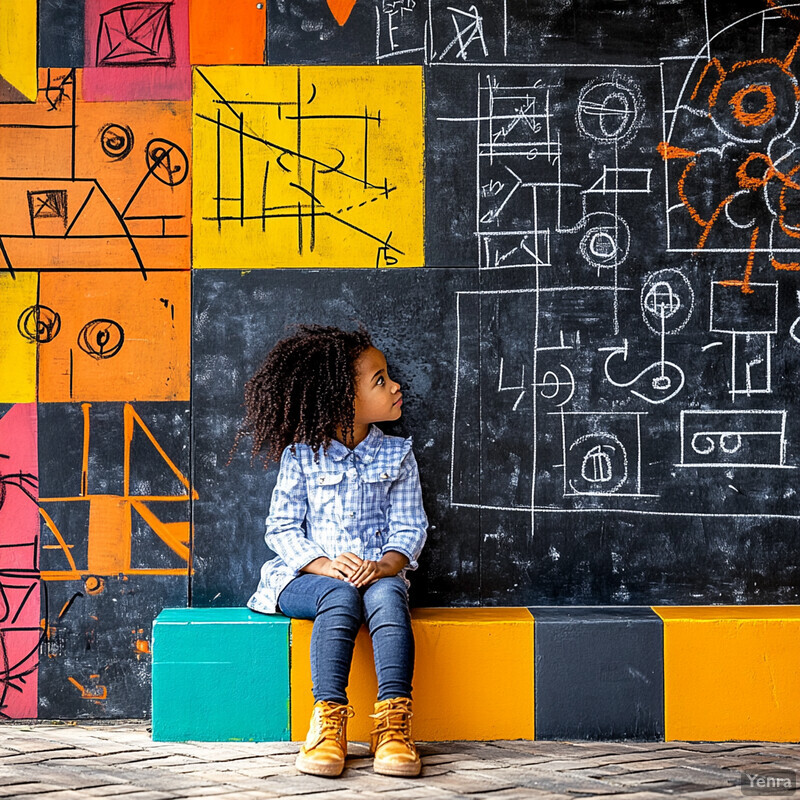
0,0,799,718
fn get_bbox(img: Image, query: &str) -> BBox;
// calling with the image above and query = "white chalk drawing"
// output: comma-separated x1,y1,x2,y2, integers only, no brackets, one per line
678,410,791,469
443,4,800,530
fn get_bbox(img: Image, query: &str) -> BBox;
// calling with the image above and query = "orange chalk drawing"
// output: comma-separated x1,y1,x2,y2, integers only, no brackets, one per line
660,22,800,292
68,675,107,701
729,84,777,127
39,403,197,582
720,226,760,294
84,577,105,595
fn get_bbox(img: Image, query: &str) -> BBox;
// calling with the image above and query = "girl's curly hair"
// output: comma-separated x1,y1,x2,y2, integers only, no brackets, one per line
233,324,374,465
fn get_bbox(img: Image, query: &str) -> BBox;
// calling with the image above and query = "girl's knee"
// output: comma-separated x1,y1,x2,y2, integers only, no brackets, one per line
363,577,410,620
366,576,408,602
318,579,362,614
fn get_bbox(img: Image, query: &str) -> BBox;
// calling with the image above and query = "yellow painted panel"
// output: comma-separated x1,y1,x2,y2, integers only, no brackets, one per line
193,66,424,268
0,272,37,402
0,0,37,101
654,606,800,742
656,605,800,621
291,608,534,742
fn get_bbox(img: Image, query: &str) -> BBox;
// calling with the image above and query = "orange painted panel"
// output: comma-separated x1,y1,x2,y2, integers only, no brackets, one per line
655,606,800,742
189,0,265,65
0,69,190,272
37,271,190,402
291,607,534,742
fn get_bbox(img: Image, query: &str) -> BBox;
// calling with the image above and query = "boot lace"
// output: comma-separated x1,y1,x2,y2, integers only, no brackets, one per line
370,699,415,749
317,702,354,740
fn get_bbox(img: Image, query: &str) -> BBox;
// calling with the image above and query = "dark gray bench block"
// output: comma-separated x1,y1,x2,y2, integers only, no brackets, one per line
530,607,664,740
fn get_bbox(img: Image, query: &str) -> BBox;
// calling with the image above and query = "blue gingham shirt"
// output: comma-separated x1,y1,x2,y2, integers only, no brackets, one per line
248,425,428,614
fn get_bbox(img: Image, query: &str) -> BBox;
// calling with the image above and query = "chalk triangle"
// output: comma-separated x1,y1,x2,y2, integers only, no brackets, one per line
129,500,190,570
126,406,192,499
0,72,32,103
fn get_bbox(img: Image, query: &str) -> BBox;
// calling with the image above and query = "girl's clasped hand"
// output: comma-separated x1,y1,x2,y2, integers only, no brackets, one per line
234,324,428,779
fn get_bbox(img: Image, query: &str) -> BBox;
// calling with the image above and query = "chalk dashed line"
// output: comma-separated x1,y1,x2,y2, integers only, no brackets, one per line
335,193,392,216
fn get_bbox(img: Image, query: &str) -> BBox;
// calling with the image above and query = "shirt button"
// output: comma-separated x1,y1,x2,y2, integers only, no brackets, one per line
346,467,357,479
350,511,356,518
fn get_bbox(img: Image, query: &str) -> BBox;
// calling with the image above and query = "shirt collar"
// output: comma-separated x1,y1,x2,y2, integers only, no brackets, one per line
326,424,383,464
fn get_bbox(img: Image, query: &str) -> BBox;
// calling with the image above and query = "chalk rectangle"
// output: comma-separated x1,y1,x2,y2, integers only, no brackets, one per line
678,410,789,469
709,281,778,334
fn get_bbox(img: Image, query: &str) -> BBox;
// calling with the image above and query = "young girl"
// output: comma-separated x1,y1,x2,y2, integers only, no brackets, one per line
237,325,428,779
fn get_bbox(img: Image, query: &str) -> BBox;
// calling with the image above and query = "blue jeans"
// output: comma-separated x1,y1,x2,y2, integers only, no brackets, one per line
277,573,414,705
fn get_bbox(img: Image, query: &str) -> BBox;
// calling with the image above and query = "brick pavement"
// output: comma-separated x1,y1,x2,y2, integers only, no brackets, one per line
0,722,797,799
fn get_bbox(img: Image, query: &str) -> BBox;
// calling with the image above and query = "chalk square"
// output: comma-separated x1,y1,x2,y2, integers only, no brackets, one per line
709,281,779,335
190,0,266,65
0,70,190,271
83,0,190,101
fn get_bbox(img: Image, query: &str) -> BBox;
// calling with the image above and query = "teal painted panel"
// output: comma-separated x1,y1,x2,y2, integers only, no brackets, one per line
155,607,287,624
153,618,289,663
152,609,290,741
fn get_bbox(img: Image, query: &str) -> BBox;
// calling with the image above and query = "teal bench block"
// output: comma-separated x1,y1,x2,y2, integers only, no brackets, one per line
152,608,290,742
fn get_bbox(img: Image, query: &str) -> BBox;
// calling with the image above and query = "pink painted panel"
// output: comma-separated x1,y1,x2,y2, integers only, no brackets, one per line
0,403,40,719
83,0,190,101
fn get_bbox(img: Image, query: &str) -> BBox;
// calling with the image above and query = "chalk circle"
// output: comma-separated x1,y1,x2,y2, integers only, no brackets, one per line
708,63,798,143
78,319,124,360
84,576,105,595
579,216,630,269
145,138,188,187
100,124,134,160
730,84,776,128
576,75,644,146
17,304,61,343
651,375,672,391
569,432,628,495
641,268,694,334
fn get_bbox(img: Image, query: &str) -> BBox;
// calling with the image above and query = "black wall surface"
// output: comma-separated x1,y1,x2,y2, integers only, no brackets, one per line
194,0,800,607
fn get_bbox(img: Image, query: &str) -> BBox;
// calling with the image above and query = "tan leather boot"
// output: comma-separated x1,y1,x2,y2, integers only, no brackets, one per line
369,696,421,777
295,700,355,777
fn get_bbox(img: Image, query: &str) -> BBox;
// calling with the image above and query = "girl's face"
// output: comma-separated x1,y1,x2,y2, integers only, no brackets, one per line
353,346,403,425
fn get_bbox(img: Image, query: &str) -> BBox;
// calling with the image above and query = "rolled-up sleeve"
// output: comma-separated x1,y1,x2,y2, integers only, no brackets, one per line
381,450,428,570
265,448,328,572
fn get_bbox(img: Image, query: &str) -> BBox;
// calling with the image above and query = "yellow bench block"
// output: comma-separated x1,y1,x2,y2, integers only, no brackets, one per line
654,606,800,742
291,607,534,742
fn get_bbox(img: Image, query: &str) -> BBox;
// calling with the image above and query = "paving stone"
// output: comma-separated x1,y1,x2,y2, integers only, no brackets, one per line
0,783,65,796
469,792,575,800
419,771,520,793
